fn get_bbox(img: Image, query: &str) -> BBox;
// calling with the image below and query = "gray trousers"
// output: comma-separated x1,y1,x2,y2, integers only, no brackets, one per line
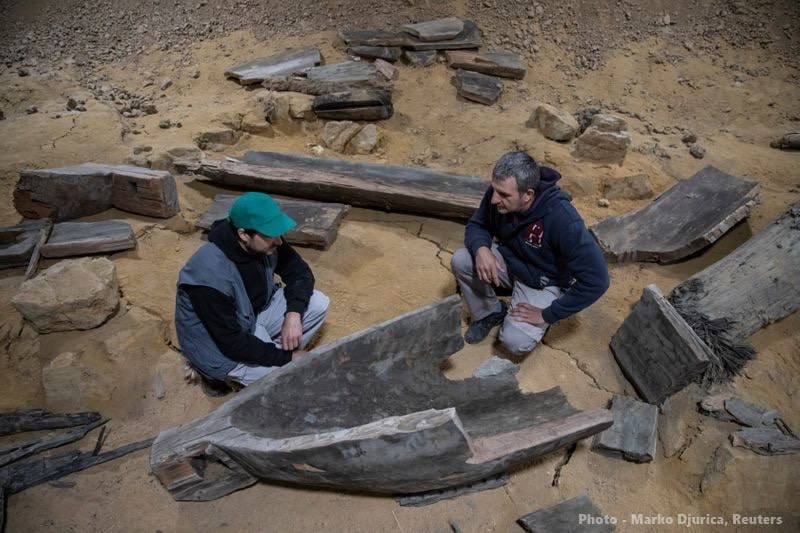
451,246,561,355
227,288,330,386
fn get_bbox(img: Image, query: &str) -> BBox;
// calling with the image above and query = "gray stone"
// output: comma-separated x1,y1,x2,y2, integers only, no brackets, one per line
322,121,362,152
193,129,241,149
527,103,579,142
591,114,627,132
12,257,120,333
769,132,800,150
373,58,398,81
402,17,464,42
690,143,706,158
455,69,502,105
473,356,519,378
403,50,438,67
160,79,173,91
348,123,379,154
593,394,659,463
602,174,653,200
574,126,631,164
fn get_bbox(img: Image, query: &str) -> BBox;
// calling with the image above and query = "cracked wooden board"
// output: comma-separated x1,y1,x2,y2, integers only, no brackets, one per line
150,296,612,501
0,220,49,269
41,220,136,258
195,194,349,250
591,166,759,263
455,69,503,105
225,47,321,85
312,88,393,121
445,50,526,79
593,395,658,462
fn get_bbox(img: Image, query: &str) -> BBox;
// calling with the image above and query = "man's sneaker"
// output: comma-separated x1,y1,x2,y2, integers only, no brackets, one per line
464,302,508,344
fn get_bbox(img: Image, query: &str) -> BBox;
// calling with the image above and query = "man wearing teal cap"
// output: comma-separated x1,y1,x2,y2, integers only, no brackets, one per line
175,192,329,390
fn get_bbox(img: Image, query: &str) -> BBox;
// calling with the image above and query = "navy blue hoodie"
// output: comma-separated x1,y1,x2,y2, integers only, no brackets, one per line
464,166,609,324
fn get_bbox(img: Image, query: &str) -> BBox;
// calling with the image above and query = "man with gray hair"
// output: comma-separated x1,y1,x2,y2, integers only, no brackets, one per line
451,151,609,354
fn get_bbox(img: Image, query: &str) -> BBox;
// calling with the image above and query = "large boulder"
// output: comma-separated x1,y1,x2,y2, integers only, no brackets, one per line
12,257,119,333
574,114,631,165
527,103,580,142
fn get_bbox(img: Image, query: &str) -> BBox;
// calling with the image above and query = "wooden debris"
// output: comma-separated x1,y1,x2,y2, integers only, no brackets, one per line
261,75,390,95
455,69,503,105
593,395,658,463
41,220,136,258
150,296,612,501
769,132,800,150
22,219,52,280
402,17,464,42
518,494,614,533
339,29,409,47
405,20,482,51
591,166,759,264
610,284,711,404
305,61,381,86
195,194,349,250
0,419,106,468
403,50,438,67
373,58,398,81
445,50,526,79
175,151,487,220
224,47,321,85
110,166,180,218
0,220,49,270
312,88,393,121
0,409,101,437
396,474,508,507
347,45,402,62
723,398,779,427
730,427,800,455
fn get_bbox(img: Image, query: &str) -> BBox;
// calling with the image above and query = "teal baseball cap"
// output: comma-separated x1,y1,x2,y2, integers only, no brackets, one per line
229,192,296,237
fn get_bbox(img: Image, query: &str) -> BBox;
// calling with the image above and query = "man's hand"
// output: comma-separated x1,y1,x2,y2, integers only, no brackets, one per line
291,349,308,361
281,312,303,350
475,246,505,286
510,303,546,326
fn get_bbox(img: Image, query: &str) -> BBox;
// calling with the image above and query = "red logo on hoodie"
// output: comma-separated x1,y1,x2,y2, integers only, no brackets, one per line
524,220,544,248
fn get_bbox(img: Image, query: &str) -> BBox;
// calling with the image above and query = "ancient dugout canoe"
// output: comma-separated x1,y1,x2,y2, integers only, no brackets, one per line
150,296,612,501
591,166,759,263
174,151,488,220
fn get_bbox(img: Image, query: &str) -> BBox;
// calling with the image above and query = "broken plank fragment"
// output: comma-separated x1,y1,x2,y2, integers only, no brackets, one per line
593,395,658,463
396,474,507,507
347,45,401,62
373,58,398,81
41,220,136,258
455,69,502,105
339,29,409,47
445,50,526,79
312,88,393,121
403,50,438,67
305,61,381,86
224,47,321,85
591,166,759,264
0,220,49,270
0,419,106,468
261,75,389,96
610,284,711,405
404,20,482,51
730,427,800,455
22,219,52,281
175,151,487,220
402,17,464,42
518,494,614,532
110,165,180,218
0,409,101,437
195,194,349,250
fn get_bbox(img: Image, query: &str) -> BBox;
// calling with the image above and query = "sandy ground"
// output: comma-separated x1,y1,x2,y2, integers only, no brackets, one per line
1,21,799,533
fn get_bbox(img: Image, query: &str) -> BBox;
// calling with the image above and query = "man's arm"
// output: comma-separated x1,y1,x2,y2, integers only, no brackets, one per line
275,241,314,315
183,284,293,367
464,187,495,255
541,221,610,324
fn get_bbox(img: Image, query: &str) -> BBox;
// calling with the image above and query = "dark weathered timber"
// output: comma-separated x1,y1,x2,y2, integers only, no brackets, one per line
22,219,52,280
402,17,464,41
174,151,487,220
41,220,136,258
339,29,409,47
593,395,658,463
403,50,438,67
610,285,712,405
445,50,526,79
261,75,390,95
769,132,800,150
730,427,800,455
312,89,393,121
0,419,106,468
404,20,482,51
225,47,321,85
396,474,507,507
723,398,779,428
150,296,612,501
195,194,349,250
0,220,48,270
591,166,759,264
304,61,381,86
0,410,102,437
347,45,402,62
518,494,614,533
110,165,180,218
455,69,503,105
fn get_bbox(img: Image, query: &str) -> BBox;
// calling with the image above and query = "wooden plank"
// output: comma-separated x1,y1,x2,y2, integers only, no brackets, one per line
518,494,614,533
445,50,526,79
312,88,393,121
224,47,321,85
593,395,658,463
591,166,759,264
610,284,711,405
110,166,180,218
396,474,508,507
730,427,800,455
402,17,464,42
261,75,390,95
0,419,106,468
455,69,502,105
338,29,409,47
22,219,52,280
150,295,612,501
405,20,482,51
41,220,136,258
0,220,48,270
347,46,401,62
0,410,102,437
195,194,350,250
305,61,380,85
174,151,487,220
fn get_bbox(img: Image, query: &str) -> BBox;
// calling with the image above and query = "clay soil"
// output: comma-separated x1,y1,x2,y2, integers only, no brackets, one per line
0,1,798,532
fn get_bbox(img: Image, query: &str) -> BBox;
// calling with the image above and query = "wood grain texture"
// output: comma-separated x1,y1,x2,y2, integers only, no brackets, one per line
225,47,321,85
593,395,658,462
518,494,614,532
41,220,136,258
455,69,503,105
445,50,526,79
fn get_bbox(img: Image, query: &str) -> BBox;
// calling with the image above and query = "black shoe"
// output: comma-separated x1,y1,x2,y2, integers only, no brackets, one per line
200,376,234,397
464,302,508,344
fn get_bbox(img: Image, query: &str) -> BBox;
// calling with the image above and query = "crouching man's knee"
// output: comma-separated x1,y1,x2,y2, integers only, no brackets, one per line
307,290,330,320
498,321,542,355
450,247,473,277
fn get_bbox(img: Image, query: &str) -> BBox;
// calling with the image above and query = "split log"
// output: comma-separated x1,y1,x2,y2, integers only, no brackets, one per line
590,166,759,264
195,194,349,250
304,61,381,86
445,50,526,79
110,166,180,218
174,151,487,220
261,75,390,96
347,46,402,62
0,220,49,270
22,219,52,281
610,285,711,405
340,20,481,51
0,419,106,468
518,494,613,533
41,220,136,258
592,395,658,463
455,69,503,105
150,296,612,501
0,410,102,437
224,47,321,85
312,89,393,121
402,17,464,42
